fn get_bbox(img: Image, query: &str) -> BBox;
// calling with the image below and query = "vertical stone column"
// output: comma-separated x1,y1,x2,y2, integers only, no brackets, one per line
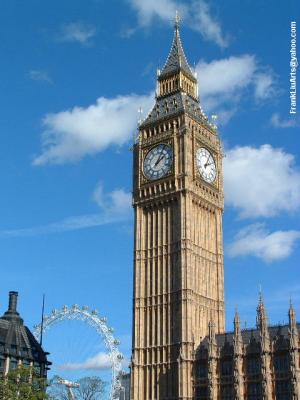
288,303,300,400
256,294,273,400
233,311,244,400
207,321,218,400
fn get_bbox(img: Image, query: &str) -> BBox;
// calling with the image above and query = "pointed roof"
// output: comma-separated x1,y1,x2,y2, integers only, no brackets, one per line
159,14,196,82
0,292,51,368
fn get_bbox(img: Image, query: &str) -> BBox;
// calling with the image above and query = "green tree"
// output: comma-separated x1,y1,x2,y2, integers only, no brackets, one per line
0,365,48,400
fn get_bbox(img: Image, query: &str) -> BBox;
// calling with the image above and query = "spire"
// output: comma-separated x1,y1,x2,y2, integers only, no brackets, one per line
289,299,297,327
233,309,243,354
159,13,195,81
288,300,298,346
256,289,268,330
234,309,241,335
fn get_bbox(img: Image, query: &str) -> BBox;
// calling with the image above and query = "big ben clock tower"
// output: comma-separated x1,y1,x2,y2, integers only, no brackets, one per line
131,16,225,400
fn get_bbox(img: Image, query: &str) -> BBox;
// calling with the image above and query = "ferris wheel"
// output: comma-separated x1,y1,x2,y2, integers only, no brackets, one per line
33,304,124,400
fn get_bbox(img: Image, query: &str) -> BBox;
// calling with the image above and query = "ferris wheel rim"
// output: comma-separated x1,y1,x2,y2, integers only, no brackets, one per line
33,304,123,400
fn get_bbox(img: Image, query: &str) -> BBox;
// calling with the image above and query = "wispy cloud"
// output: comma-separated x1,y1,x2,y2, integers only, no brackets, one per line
28,70,53,84
0,184,132,239
270,112,298,128
224,144,300,218
33,93,153,165
197,55,278,123
59,351,129,371
59,352,112,371
128,0,229,48
59,22,96,45
227,223,300,263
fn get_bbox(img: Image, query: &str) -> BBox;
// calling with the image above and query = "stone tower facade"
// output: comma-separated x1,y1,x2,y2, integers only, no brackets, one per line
130,18,225,400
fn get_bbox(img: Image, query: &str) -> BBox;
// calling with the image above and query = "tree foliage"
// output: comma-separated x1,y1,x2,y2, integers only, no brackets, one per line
47,375,106,400
75,376,106,400
0,365,48,400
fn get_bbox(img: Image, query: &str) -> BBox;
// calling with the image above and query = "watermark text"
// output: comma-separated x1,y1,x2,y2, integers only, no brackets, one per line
290,21,297,114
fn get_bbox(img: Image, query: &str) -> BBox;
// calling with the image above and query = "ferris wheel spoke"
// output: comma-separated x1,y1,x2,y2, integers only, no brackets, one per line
33,305,124,400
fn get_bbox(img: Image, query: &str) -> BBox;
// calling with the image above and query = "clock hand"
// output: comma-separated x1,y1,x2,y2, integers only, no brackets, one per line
154,145,167,167
204,156,212,168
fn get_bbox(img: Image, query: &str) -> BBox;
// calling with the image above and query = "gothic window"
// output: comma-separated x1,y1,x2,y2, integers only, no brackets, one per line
221,359,233,376
275,380,291,400
246,357,260,375
9,357,18,370
0,355,5,372
247,382,262,400
221,384,233,400
274,353,289,373
196,362,207,378
34,361,41,375
195,385,208,400
22,358,30,367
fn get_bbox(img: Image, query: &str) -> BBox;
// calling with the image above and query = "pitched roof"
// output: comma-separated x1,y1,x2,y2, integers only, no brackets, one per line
139,91,211,129
0,292,50,365
159,19,195,81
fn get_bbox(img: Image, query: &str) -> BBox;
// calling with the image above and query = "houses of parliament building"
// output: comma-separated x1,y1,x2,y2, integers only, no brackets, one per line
129,16,300,400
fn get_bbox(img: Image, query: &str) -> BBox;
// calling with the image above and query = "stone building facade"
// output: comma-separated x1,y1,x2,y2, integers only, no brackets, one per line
195,299,300,400
130,15,300,400
0,291,50,378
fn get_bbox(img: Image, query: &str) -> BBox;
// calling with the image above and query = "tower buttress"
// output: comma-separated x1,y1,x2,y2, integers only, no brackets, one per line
233,310,244,400
256,294,272,400
288,302,300,399
207,321,217,400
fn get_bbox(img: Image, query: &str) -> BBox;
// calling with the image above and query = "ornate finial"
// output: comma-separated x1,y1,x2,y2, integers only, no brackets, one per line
258,284,263,302
256,288,269,331
175,10,180,30
289,299,296,325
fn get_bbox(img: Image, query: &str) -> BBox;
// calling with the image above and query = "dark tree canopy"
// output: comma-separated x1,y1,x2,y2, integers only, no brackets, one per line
0,365,48,400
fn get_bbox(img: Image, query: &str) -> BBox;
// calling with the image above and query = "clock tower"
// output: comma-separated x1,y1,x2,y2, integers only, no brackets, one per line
130,17,225,400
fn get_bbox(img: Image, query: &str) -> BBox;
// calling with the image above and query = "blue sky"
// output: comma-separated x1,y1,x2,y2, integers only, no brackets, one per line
0,0,299,385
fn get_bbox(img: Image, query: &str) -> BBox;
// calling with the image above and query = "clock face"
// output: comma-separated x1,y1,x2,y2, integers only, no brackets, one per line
196,147,217,183
143,144,173,181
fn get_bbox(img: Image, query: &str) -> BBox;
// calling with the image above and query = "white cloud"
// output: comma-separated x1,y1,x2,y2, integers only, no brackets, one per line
129,0,229,48
270,112,298,128
196,55,277,121
59,352,112,371
33,93,153,165
33,55,277,165
254,72,277,100
92,182,132,216
59,22,96,45
0,184,132,239
28,70,53,84
189,0,229,48
224,144,300,218
228,224,300,263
